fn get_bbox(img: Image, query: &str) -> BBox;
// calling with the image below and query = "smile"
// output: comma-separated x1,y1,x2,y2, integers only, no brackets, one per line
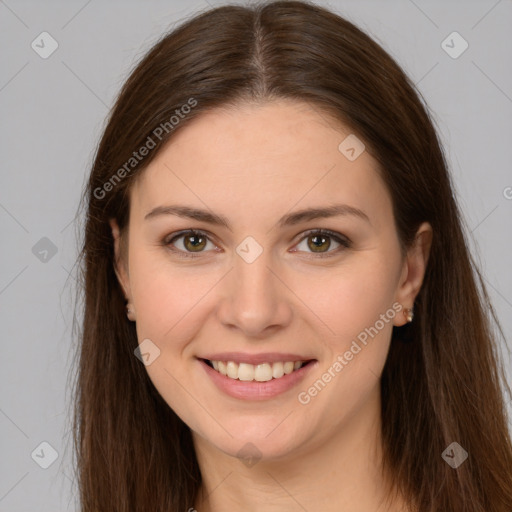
205,359,310,381
198,353,317,400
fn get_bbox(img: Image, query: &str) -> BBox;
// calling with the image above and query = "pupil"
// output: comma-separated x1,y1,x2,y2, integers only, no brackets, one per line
186,234,205,251
310,235,330,252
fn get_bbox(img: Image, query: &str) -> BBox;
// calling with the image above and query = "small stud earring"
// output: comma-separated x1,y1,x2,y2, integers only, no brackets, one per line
403,306,414,323
126,303,136,321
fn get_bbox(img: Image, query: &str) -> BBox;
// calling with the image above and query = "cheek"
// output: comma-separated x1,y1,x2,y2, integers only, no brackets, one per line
127,252,217,432
130,258,218,345
294,249,402,414
295,257,400,350
293,265,398,425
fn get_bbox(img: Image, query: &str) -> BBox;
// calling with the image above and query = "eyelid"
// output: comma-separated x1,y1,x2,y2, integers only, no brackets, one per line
163,228,351,258
163,229,218,259
290,228,351,258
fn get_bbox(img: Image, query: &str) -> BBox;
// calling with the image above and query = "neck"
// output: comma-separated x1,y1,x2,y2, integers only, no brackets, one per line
192,386,406,512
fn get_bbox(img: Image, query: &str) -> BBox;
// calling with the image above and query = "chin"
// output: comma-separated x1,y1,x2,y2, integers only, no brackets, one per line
192,412,314,462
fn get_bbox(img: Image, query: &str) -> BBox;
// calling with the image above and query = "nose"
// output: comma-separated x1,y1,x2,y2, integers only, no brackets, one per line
216,247,293,338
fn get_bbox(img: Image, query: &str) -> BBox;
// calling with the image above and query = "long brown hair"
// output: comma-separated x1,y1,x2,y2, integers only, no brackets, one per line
70,1,512,510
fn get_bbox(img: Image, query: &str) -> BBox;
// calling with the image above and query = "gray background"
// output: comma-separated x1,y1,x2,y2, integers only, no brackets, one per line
1,0,511,510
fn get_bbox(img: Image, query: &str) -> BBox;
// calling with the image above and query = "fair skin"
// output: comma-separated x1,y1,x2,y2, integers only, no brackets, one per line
111,99,432,511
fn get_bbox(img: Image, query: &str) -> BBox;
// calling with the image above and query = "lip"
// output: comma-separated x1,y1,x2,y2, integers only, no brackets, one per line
198,357,318,401
200,352,314,365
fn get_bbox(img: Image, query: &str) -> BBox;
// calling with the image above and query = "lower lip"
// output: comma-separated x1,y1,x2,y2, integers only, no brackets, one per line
199,359,317,401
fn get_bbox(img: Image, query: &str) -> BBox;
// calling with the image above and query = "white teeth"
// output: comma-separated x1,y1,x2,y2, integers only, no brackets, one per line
226,361,238,379
218,361,227,376
238,363,254,381
272,361,284,379
283,362,294,374
209,359,305,381
254,363,273,382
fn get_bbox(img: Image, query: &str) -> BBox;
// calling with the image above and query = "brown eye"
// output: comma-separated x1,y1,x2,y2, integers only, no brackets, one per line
307,233,332,252
182,233,207,252
294,229,351,257
165,230,215,256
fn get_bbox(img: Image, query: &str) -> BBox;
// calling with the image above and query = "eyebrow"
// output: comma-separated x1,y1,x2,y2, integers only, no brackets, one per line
144,203,371,230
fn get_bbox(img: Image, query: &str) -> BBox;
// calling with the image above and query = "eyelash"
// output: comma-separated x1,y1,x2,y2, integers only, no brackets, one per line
163,229,351,259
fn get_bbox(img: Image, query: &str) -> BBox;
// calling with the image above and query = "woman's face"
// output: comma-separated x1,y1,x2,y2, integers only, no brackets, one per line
112,99,430,461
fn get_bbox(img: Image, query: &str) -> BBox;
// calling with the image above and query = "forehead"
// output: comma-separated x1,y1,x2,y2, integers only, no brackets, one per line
130,100,392,228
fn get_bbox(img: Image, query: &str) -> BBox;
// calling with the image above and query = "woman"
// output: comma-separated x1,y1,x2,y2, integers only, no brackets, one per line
72,1,512,510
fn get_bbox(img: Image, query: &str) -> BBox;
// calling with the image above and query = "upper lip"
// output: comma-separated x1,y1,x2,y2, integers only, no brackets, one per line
200,352,316,365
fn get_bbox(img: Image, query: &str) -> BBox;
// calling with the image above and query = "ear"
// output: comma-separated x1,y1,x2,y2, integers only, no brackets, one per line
109,218,131,301
393,222,433,327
